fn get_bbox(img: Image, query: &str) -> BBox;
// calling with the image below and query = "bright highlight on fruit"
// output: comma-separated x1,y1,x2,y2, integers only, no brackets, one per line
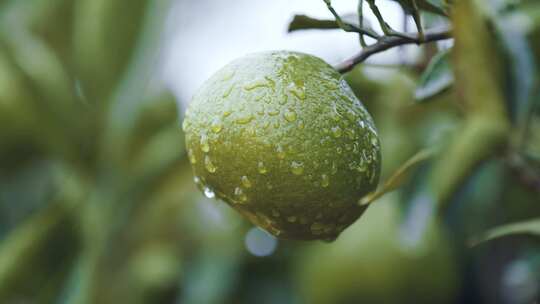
183,51,381,241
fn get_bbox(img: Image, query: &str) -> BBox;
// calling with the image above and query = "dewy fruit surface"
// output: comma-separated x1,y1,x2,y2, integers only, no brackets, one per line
183,51,381,241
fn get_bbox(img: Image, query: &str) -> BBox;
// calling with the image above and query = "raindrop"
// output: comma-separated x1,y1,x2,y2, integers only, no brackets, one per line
291,161,304,175
234,187,248,203
210,118,223,133
331,126,342,138
321,174,330,187
241,176,252,188
276,145,286,159
331,162,338,174
188,149,197,164
223,110,232,117
336,147,343,154
222,84,234,98
200,134,210,152
257,162,268,174
235,115,254,125
298,119,305,129
284,109,297,122
204,155,217,173
203,187,215,199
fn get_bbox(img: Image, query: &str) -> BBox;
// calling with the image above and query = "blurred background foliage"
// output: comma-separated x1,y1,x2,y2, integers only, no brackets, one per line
0,0,539,304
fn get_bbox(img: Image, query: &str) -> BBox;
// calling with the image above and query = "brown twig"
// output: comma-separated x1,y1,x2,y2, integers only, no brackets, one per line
335,27,453,73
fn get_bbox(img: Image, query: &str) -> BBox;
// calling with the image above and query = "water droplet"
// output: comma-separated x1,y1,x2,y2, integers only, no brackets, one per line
288,82,306,101
244,79,270,91
331,126,342,138
298,120,305,129
234,187,247,203
200,134,210,152
336,147,343,154
241,176,252,188
266,183,273,190
279,94,288,105
193,176,201,185
235,115,254,124
331,162,338,174
284,109,297,122
203,187,215,199
345,109,356,121
291,161,304,175
211,119,222,133
222,70,235,81
222,84,234,97
223,110,232,117
276,145,286,159
321,174,330,187
371,136,378,147
258,162,268,174
204,155,217,173
273,121,280,129
359,121,366,129
267,107,280,116
287,216,297,223
188,149,197,164
346,129,356,139
264,76,276,90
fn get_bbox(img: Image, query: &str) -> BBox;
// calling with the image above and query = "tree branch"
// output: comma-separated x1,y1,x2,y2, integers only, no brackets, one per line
335,27,453,73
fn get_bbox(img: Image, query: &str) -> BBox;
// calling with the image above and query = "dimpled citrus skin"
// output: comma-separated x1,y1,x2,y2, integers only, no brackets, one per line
183,51,381,241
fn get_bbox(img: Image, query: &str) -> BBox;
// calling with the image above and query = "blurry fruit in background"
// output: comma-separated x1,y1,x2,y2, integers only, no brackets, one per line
183,51,381,241
295,194,459,304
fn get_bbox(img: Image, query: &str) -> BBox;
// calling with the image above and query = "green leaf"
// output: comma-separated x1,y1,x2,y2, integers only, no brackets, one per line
470,218,540,246
415,49,453,101
288,15,341,32
360,148,436,206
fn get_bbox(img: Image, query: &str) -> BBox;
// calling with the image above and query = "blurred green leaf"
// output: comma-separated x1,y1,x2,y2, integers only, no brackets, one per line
361,148,436,206
470,218,540,246
415,49,453,101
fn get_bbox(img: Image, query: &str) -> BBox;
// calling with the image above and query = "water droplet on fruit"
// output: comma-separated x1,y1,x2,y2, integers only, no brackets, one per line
331,162,338,174
203,187,215,199
258,162,268,174
241,176,252,188
298,120,305,129
211,118,222,133
235,114,254,124
200,134,210,152
223,110,232,117
188,149,197,164
276,145,286,159
288,82,305,101
287,216,297,223
331,126,342,138
234,187,248,203
291,161,304,175
336,147,343,154
222,84,234,98
321,174,330,187
204,155,217,173
284,109,297,122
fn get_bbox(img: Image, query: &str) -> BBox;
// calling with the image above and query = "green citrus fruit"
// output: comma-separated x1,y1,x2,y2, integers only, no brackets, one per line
182,51,381,241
